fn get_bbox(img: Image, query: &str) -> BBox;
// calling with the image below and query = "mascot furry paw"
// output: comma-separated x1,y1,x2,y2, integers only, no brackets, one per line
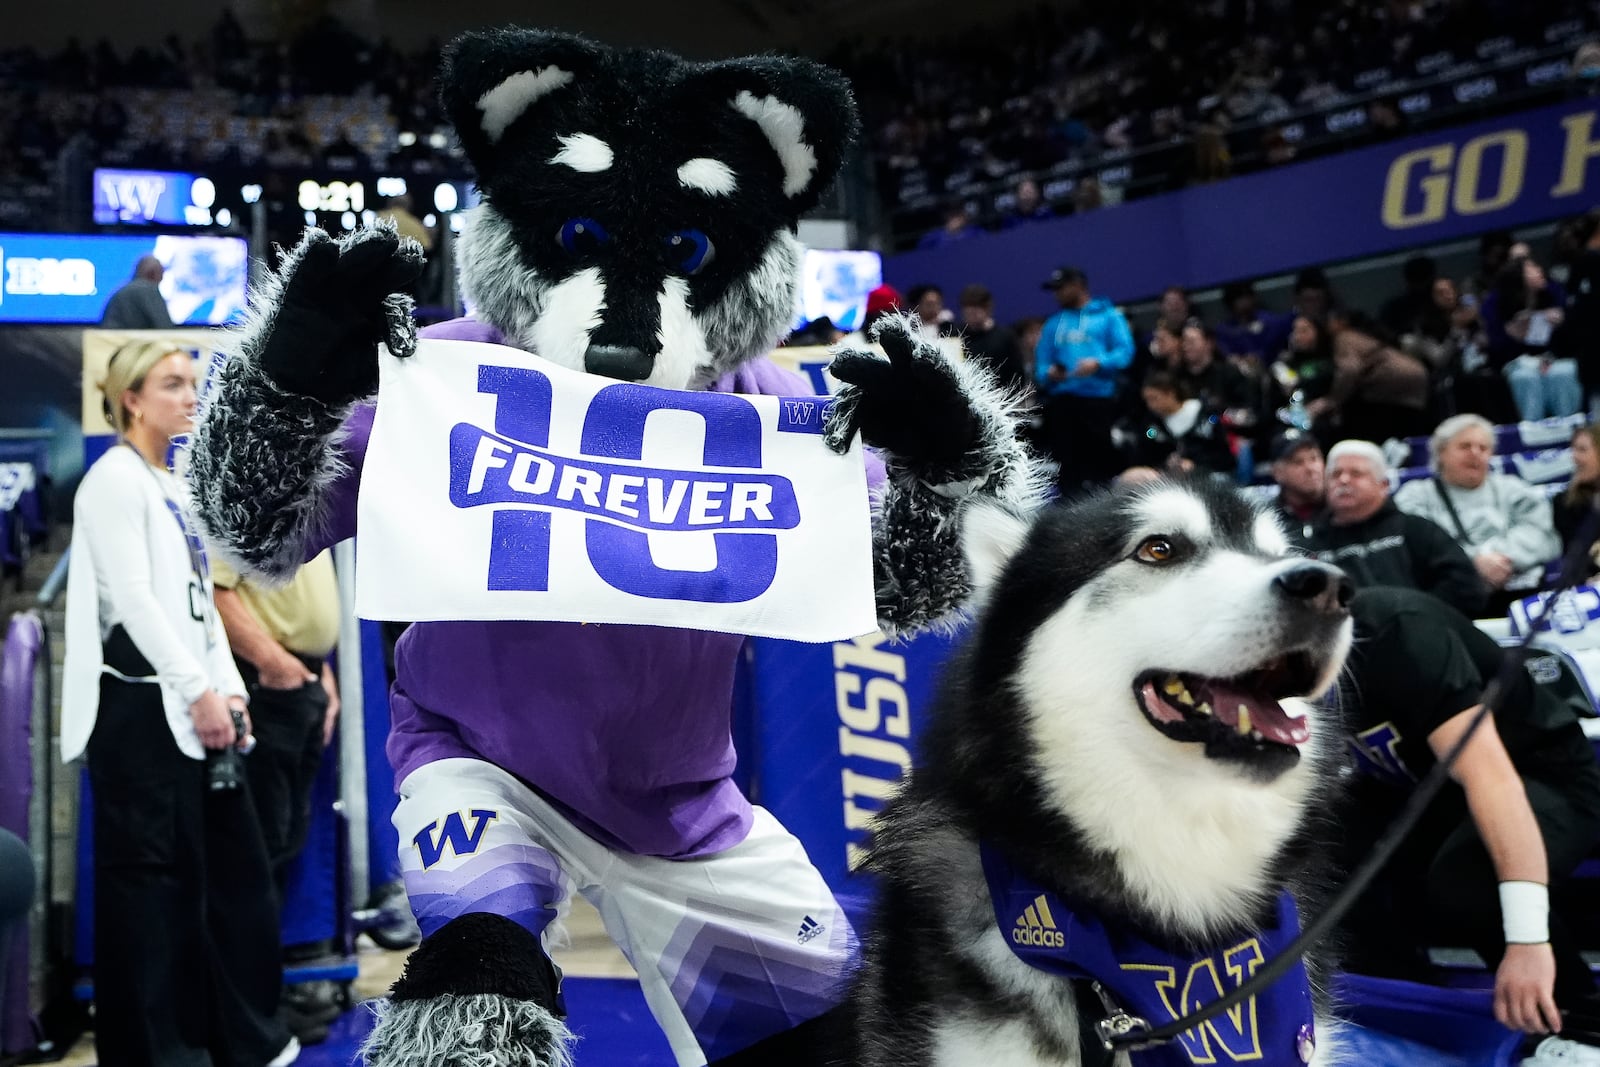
188,25,1049,1067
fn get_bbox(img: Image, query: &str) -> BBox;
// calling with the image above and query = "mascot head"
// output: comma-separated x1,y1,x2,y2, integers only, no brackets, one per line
440,28,859,390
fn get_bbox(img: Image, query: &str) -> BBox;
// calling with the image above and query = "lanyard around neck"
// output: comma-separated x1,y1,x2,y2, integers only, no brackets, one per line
126,443,210,587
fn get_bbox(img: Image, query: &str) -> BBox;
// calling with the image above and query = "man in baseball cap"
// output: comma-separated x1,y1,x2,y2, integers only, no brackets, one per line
1033,265,1134,493
1270,432,1325,539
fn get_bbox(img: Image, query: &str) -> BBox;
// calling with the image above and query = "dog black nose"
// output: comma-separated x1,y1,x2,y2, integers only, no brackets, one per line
1274,562,1353,616
585,344,654,382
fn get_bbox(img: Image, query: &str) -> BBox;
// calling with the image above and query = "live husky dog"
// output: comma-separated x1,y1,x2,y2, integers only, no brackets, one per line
843,479,1355,1067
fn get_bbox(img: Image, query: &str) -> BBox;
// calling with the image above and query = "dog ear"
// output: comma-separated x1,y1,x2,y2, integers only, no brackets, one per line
686,56,860,217
439,28,606,176
959,500,1033,603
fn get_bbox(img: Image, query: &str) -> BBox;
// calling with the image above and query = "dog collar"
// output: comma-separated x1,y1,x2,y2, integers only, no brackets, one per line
979,842,1318,1066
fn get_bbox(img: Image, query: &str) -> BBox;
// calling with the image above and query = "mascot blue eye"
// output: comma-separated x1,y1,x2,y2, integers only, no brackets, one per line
557,218,610,254
664,230,715,274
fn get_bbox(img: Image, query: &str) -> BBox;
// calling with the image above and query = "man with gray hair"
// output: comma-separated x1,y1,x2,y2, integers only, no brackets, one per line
1303,439,1488,616
99,255,174,330
1394,413,1561,615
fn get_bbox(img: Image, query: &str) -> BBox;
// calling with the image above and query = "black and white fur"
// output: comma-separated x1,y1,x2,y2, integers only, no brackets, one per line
842,479,1354,1066
442,28,853,389
186,26,1047,1067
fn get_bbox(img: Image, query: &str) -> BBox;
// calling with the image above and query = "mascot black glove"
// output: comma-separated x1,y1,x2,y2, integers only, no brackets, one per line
824,314,982,479
256,227,425,405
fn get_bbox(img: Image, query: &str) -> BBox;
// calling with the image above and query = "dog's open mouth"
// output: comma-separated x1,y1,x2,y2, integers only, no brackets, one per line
1133,652,1320,760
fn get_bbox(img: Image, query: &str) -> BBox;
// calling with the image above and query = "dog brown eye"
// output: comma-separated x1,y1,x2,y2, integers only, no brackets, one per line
1136,537,1176,564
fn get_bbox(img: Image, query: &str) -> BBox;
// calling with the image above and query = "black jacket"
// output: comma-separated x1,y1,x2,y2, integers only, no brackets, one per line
961,324,1030,397
1552,489,1600,581
1556,248,1600,392
1112,401,1236,476
1344,586,1598,785
1303,499,1488,617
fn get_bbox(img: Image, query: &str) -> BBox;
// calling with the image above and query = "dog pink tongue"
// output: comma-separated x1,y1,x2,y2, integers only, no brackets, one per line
1207,682,1310,745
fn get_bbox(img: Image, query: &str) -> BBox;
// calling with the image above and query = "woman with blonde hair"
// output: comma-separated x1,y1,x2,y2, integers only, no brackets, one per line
61,340,297,1066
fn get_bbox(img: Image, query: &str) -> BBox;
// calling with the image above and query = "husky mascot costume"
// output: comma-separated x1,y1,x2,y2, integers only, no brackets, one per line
188,26,1046,1067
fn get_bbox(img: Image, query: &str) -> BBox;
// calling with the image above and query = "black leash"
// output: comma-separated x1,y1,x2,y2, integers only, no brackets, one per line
1103,495,1600,1054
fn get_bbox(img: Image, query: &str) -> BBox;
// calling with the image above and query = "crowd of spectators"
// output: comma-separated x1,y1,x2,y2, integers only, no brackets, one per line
0,13,455,186
6,1,1597,249
848,209,1600,503
824,0,1600,247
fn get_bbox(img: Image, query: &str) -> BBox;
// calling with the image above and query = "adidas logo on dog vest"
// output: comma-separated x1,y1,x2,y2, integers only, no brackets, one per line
797,915,826,944
1012,894,1066,948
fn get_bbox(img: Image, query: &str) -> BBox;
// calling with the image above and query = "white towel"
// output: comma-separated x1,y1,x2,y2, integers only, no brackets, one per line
355,339,877,643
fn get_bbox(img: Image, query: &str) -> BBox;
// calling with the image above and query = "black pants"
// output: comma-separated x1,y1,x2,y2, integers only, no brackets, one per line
87,629,290,1067
235,655,328,906
1335,766,1600,1004
1041,393,1121,494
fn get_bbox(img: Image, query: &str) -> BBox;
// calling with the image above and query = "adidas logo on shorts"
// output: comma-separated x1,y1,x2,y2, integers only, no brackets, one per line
797,915,826,944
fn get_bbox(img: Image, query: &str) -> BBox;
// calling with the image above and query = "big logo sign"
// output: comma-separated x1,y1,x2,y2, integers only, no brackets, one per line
355,339,876,641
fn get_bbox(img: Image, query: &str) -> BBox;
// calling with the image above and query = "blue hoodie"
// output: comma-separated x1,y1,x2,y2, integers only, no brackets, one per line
1035,296,1135,399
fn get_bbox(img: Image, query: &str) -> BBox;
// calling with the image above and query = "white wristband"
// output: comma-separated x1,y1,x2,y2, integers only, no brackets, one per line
1498,881,1549,945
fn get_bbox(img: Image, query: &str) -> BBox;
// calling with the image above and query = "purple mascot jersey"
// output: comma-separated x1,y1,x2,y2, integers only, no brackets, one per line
312,317,886,860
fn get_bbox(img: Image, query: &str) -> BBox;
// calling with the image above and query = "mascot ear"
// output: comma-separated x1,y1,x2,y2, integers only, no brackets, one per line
439,27,606,176
688,57,860,217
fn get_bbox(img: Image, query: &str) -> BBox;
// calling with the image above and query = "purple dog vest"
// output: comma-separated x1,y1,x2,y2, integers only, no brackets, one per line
980,843,1318,1066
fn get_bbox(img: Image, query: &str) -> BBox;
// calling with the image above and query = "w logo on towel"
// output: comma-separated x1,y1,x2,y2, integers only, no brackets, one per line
413,809,499,870
780,400,821,430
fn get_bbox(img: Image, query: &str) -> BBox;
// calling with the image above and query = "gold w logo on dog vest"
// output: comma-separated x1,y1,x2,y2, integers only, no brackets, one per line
1011,893,1065,948
1122,940,1267,1063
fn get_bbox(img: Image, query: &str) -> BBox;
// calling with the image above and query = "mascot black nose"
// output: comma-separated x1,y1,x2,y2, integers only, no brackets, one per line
1274,562,1353,616
585,344,654,382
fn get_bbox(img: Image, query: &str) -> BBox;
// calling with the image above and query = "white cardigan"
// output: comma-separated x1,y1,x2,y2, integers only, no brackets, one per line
61,445,246,762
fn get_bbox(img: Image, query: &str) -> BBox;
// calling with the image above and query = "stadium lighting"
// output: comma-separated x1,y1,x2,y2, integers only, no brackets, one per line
215,208,232,228
304,210,317,225
433,183,459,213
241,184,263,204
340,211,357,231
428,132,448,149
398,131,417,147
376,176,408,197
423,213,436,228
190,177,216,209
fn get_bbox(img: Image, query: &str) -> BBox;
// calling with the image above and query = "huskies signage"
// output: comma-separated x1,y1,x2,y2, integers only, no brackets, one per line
355,339,876,641
744,625,964,921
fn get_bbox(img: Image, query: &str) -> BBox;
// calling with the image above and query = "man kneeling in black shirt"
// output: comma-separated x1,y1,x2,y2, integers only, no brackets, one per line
1334,587,1600,1062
